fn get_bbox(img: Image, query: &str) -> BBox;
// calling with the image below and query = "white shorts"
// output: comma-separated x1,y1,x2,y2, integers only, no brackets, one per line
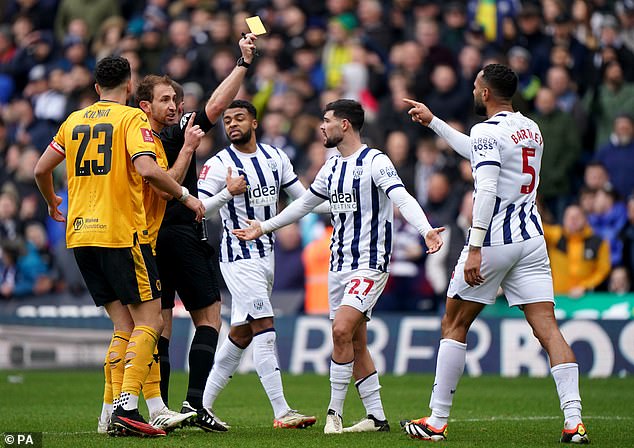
447,236,554,307
328,269,389,320
220,256,274,326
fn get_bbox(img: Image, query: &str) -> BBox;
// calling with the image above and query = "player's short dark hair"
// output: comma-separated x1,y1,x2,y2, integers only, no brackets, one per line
94,56,131,89
172,81,184,104
226,99,257,118
324,99,365,131
136,74,174,103
481,64,518,101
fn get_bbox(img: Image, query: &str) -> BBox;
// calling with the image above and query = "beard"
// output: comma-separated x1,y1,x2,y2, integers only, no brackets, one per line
324,133,343,148
228,127,252,145
474,97,487,117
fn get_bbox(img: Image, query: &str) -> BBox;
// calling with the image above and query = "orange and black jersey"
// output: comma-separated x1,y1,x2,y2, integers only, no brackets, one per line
142,130,169,249
51,100,156,248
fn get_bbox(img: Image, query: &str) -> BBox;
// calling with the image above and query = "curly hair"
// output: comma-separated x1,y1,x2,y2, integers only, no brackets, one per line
482,64,518,101
94,56,130,89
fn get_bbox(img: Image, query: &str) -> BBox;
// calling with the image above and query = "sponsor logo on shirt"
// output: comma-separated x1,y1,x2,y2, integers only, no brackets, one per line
330,188,357,212
247,184,277,206
472,137,496,155
379,166,397,178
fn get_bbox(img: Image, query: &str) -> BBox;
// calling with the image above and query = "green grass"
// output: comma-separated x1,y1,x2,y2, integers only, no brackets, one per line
1,370,632,447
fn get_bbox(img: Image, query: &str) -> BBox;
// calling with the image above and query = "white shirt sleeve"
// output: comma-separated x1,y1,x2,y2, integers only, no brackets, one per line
285,180,330,214
370,153,406,196
278,148,301,190
388,186,433,237
429,116,471,159
197,156,233,216
371,153,433,237
261,189,326,234
470,124,500,230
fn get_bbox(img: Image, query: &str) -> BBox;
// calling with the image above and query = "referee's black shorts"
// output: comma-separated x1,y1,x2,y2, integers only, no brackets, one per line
156,224,221,311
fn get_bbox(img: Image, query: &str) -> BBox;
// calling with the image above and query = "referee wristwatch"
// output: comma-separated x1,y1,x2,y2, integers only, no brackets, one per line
236,57,251,68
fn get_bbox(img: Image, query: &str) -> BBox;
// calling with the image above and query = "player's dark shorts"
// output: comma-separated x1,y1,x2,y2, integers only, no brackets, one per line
73,239,161,307
156,223,221,311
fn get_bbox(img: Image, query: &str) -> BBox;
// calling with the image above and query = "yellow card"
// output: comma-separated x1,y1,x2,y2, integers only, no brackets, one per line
246,16,267,35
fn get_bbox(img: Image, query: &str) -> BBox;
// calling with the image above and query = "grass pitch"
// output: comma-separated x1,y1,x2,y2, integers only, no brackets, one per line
1,370,632,447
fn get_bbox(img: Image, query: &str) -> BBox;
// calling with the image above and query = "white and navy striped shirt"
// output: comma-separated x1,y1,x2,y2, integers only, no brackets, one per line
310,145,403,272
471,111,544,246
197,143,299,262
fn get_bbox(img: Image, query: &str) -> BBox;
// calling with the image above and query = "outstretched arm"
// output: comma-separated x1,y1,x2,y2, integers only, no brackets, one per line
285,181,330,214
389,186,444,253
205,34,258,123
233,189,324,240
403,98,471,159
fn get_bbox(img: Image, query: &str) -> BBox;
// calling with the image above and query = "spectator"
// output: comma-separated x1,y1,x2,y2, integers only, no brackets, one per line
595,113,634,198
620,194,634,271
377,207,427,312
273,223,305,291
384,130,415,193
0,189,19,241
54,0,120,42
588,186,628,266
544,204,611,298
302,224,331,315
531,87,581,221
507,46,541,112
608,265,631,294
583,60,634,150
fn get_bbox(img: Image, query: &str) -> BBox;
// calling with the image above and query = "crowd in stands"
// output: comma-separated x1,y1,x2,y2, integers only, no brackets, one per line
1,0,633,310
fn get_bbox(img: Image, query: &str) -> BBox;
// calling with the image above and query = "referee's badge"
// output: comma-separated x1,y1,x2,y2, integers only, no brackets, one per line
267,159,278,171
353,167,363,179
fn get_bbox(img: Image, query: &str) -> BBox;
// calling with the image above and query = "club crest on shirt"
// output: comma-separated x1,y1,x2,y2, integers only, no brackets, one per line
267,159,278,171
352,167,364,179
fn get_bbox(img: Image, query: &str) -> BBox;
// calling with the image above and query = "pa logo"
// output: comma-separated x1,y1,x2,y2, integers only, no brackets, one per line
267,159,278,171
254,299,264,311
73,217,84,231
352,167,363,179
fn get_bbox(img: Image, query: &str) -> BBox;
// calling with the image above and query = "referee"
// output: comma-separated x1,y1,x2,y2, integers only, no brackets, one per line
154,33,257,432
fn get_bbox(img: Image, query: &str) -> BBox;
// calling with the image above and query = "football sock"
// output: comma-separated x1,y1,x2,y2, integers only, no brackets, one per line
146,396,166,417
355,371,386,421
107,330,130,407
103,354,112,406
158,336,170,407
142,347,162,406
428,339,466,428
186,326,219,409
328,358,353,416
551,362,583,429
121,325,159,408
253,329,289,419
202,336,244,409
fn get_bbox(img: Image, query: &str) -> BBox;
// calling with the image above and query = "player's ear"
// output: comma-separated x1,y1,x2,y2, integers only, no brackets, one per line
139,100,151,114
253,118,258,130
94,83,101,96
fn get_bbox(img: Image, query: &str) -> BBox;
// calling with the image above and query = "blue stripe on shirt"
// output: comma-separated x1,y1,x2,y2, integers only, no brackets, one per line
475,160,501,169
335,161,348,272
503,204,515,244
519,202,530,240
369,182,380,269
251,156,274,250
227,148,263,258
350,147,371,269
529,203,543,235
257,144,280,190
198,188,214,198
382,220,392,272
483,196,501,247
385,184,404,196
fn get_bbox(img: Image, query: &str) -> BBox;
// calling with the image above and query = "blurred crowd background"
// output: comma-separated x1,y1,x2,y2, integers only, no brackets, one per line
1,0,634,313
